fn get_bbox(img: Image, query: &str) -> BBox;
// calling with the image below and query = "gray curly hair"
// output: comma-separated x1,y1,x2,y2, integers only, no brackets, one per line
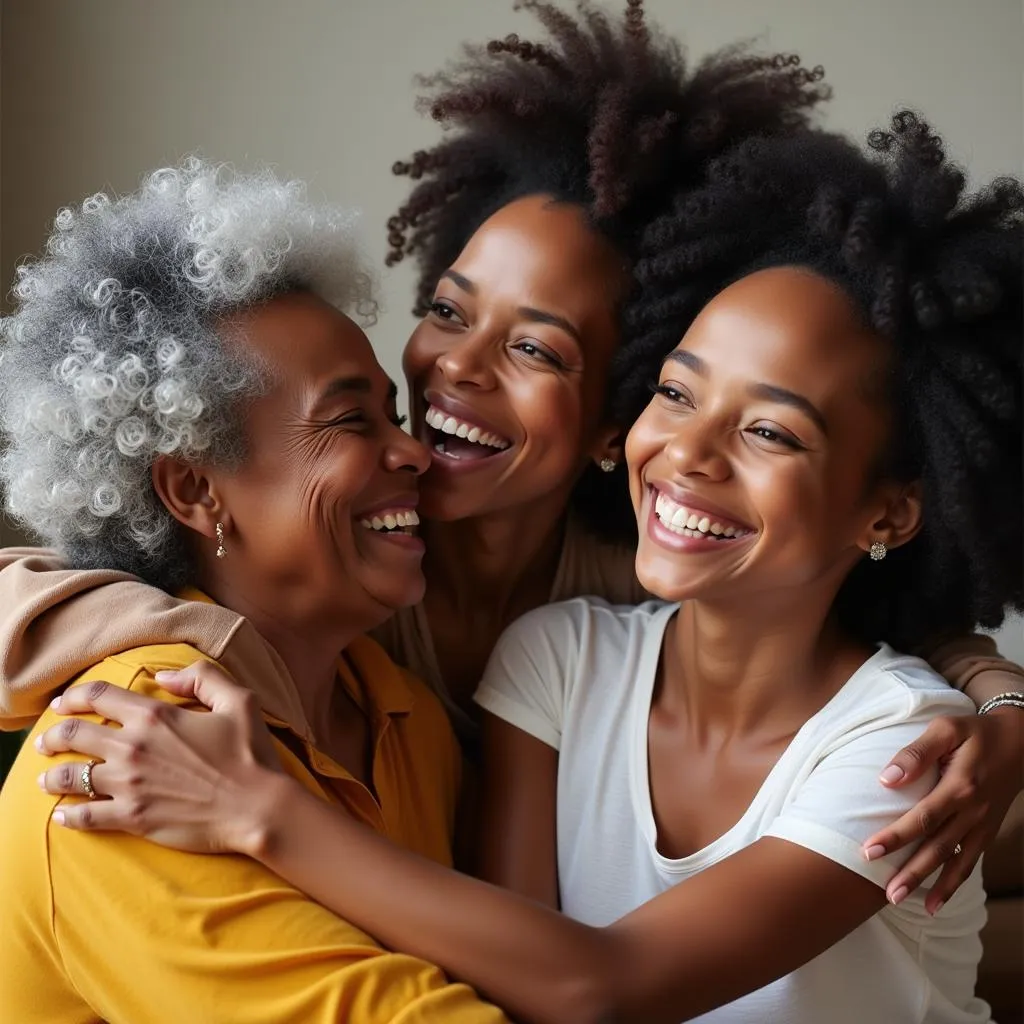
0,157,375,590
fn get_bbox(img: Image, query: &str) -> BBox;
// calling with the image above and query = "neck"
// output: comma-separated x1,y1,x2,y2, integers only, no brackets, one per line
198,572,361,744
663,580,862,737
422,496,567,621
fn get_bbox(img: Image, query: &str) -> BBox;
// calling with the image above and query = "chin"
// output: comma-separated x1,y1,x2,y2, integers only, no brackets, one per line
635,556,704,603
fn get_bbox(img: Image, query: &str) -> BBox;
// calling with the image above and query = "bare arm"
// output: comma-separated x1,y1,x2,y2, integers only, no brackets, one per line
248,774,883,1024
476,711,559,907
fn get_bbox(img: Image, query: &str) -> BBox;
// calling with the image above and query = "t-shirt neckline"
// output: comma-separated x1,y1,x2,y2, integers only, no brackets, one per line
627,609,894,874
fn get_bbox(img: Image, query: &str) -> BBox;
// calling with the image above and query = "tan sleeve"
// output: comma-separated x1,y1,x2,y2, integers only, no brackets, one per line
918,633,1024,708
0,548,239,729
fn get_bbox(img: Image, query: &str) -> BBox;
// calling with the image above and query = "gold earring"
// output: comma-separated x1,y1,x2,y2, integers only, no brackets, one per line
216,522,227,559
869,540,887,561
600,458,616,473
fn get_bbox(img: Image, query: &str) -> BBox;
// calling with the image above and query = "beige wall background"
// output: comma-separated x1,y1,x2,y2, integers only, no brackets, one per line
1,0,1021,658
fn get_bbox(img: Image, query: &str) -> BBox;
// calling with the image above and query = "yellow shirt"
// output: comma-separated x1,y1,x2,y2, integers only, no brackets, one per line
0,639,507,1023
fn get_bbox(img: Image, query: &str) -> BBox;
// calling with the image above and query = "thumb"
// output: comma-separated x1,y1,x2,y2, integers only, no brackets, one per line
154,661,241,713
881,716,963,787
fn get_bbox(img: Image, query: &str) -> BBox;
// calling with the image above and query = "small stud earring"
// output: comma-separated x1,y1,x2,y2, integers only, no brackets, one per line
216,522,227,559
869,540,887,561
599,458,616,473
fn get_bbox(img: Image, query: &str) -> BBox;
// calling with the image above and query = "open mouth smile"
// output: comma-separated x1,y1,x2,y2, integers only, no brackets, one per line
423,400,513,466
648,487,756,550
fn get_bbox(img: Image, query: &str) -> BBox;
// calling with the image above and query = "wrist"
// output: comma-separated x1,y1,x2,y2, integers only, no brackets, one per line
228,763,297,860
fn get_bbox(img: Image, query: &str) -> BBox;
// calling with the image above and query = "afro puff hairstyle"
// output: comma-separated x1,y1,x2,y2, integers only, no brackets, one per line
386,0,831,540
617,112,1023,651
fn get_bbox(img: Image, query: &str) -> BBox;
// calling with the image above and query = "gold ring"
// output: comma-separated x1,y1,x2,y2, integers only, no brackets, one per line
952,842,963,857
81,759,98,800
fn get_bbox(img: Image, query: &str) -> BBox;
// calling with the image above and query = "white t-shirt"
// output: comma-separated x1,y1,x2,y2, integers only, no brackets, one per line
475,599,990,1024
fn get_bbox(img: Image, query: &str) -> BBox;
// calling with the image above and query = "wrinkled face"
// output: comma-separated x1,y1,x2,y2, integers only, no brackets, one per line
627,266,906,607
212,291,430,630
402,194,628,523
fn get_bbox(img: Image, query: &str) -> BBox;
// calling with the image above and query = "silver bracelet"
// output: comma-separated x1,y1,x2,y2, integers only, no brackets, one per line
977,692,1024,715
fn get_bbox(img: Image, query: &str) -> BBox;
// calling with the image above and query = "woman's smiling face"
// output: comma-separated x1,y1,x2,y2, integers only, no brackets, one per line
402,194,628,524
627,266,920,609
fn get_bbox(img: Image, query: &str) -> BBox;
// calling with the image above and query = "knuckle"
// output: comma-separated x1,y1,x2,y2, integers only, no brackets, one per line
59,718,79,742
125,739,147,764
918,808,935,836
85,680,109,703
79,806,93,829
126,799,148,823
58,763,76,790
141,704,168,729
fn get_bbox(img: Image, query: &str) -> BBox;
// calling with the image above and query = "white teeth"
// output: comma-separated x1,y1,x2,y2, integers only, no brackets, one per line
424,405,509,450
653,490,746,541
360,509,420,533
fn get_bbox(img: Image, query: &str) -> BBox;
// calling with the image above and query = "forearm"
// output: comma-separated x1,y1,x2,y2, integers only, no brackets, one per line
923,634,1024,705
251,773,617,1024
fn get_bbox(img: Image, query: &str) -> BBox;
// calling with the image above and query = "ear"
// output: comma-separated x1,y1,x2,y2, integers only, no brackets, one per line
857,480,923,555
587,423,626,472
151,457,227,544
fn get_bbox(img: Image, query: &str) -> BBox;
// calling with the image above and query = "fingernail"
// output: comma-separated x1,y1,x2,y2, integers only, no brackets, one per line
889,885,909,905
154,670,178,682
880,765,905,785
50,696,61,710
931,900,944,916
864,844,887,861
34,735,44,752
36,772,46,790
51,810,65,826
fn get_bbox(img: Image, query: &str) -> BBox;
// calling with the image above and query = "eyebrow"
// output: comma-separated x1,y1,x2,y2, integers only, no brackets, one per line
517,307,583,345
312,377,398,412
663,349,827,434
440,269,475,294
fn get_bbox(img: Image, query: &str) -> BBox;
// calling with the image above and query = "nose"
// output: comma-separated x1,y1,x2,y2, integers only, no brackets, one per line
662,417,731,483
383,421,431,476
435,330,496,389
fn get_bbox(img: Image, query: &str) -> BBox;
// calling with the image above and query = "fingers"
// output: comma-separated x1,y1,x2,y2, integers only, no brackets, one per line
38,759,111,799
52,800,133,833
880,716,966,787
155,661,254,717
884,816,985,912
35,718,121,760
918,834,987,915
51,680,169,727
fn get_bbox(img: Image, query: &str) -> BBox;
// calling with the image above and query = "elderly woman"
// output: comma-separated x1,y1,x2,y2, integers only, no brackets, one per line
0,160,505,1023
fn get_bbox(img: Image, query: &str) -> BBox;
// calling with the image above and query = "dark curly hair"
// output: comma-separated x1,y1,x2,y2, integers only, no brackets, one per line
387,0,832,539
617,112,1023,650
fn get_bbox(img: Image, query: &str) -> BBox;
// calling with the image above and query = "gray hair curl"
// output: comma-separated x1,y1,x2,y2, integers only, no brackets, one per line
0,157,375,589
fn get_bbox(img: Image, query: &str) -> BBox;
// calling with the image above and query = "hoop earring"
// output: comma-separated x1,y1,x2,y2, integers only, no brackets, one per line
869,540,887,561
599,458,616,473
216,522,227,559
